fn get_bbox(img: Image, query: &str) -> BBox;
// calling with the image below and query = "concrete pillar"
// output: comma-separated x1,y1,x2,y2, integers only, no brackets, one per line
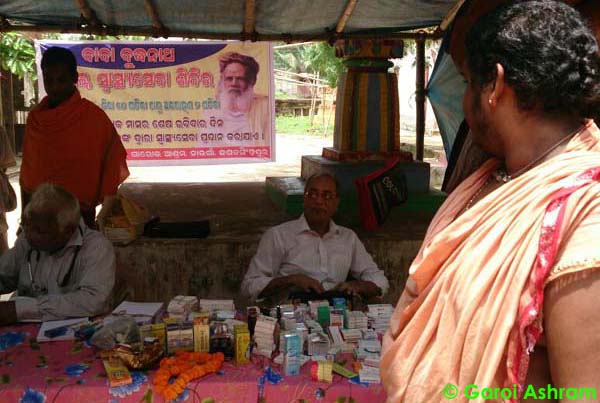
268,40,442,225
323,39,409,162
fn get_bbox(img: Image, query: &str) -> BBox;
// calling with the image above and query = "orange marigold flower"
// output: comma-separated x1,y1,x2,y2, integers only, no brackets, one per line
155,352,227,401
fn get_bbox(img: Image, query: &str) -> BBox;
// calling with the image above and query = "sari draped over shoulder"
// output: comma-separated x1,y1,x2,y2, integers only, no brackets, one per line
20,90,129,211
381,121,600,403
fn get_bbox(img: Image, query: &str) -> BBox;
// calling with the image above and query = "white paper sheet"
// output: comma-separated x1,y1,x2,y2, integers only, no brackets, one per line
36,317,89,342
111,301,164,325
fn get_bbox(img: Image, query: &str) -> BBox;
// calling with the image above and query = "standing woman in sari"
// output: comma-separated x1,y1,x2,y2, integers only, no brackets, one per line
381,2,600,401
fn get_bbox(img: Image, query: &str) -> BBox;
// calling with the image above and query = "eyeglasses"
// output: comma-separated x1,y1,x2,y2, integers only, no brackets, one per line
304,189,338,201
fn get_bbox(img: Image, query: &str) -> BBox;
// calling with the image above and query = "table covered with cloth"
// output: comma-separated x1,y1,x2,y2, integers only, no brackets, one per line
0,324,386,403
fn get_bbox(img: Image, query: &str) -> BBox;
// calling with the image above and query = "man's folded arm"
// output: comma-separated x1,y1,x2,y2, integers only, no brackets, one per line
19,238,116,321
241,228,284,300
349,234,389,296
0,237,28,295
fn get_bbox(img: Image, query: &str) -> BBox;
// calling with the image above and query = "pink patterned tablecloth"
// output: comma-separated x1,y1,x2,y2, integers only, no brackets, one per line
0,324,386,403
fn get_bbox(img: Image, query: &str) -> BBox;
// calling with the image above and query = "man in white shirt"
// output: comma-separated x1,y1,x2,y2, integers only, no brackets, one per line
0,183,115,324
241,173,389,301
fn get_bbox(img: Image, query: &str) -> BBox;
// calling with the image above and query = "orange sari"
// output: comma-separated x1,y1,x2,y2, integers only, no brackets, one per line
20,90,129,211
381,121,600,402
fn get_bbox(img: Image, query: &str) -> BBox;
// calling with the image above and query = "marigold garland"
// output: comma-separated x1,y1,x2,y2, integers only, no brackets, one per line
153,351,225,401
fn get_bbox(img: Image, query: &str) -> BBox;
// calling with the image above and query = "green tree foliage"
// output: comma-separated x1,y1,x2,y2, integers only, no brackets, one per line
2,33,343,88
403,39,441,69
274,42,344,88
0,33,144,80
309,43,344,87
0,32,36,79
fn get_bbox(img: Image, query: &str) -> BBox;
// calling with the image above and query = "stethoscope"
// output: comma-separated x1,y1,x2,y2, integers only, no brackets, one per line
27,226,83,293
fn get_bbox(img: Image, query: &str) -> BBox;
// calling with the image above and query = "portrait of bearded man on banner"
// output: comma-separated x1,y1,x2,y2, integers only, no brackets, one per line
203,52,271,144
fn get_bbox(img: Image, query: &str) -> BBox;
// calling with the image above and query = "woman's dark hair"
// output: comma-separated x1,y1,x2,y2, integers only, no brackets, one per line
41,47,78,77
465,0,600,121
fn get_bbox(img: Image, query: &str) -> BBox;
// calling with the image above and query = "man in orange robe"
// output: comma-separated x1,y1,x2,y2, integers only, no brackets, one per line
20,47,129,228
381,2,600,402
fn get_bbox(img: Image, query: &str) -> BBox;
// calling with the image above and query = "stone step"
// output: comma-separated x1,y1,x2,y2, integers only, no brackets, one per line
301,155,431,194
266,174,447,224
265,176,305,215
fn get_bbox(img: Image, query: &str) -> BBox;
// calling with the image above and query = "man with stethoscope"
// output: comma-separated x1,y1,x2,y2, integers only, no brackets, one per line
0,183,116,325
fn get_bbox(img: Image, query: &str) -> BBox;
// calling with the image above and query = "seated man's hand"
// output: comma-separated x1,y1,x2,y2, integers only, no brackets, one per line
335,280,382,299
0,301,17,326
334,280,364,297
290,274,325,294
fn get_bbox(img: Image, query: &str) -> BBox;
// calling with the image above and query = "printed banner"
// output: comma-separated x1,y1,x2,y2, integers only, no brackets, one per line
36,40,275,166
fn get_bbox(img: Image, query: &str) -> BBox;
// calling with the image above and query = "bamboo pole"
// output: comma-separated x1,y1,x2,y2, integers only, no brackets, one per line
309,72,319,129
415,38,426,161
336,0,359,34
143,0,169,38
438,0,468,32
323,92,334,136
0,22,442,42
0,69,15,152
74,0,101,27
322,85,326,127
0,15,9,30
274,75,329,88
273,42,314,50
243,0,256,39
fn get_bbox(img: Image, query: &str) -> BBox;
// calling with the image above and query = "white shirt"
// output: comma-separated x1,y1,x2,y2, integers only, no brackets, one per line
241,215,389,300
0,219,116,321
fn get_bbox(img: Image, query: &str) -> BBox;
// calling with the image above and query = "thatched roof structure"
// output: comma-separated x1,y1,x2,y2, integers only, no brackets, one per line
0,0,468,41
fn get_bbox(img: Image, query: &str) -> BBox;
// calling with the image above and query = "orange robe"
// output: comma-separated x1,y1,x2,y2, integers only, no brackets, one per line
381,121,600,402
20,90,129,211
